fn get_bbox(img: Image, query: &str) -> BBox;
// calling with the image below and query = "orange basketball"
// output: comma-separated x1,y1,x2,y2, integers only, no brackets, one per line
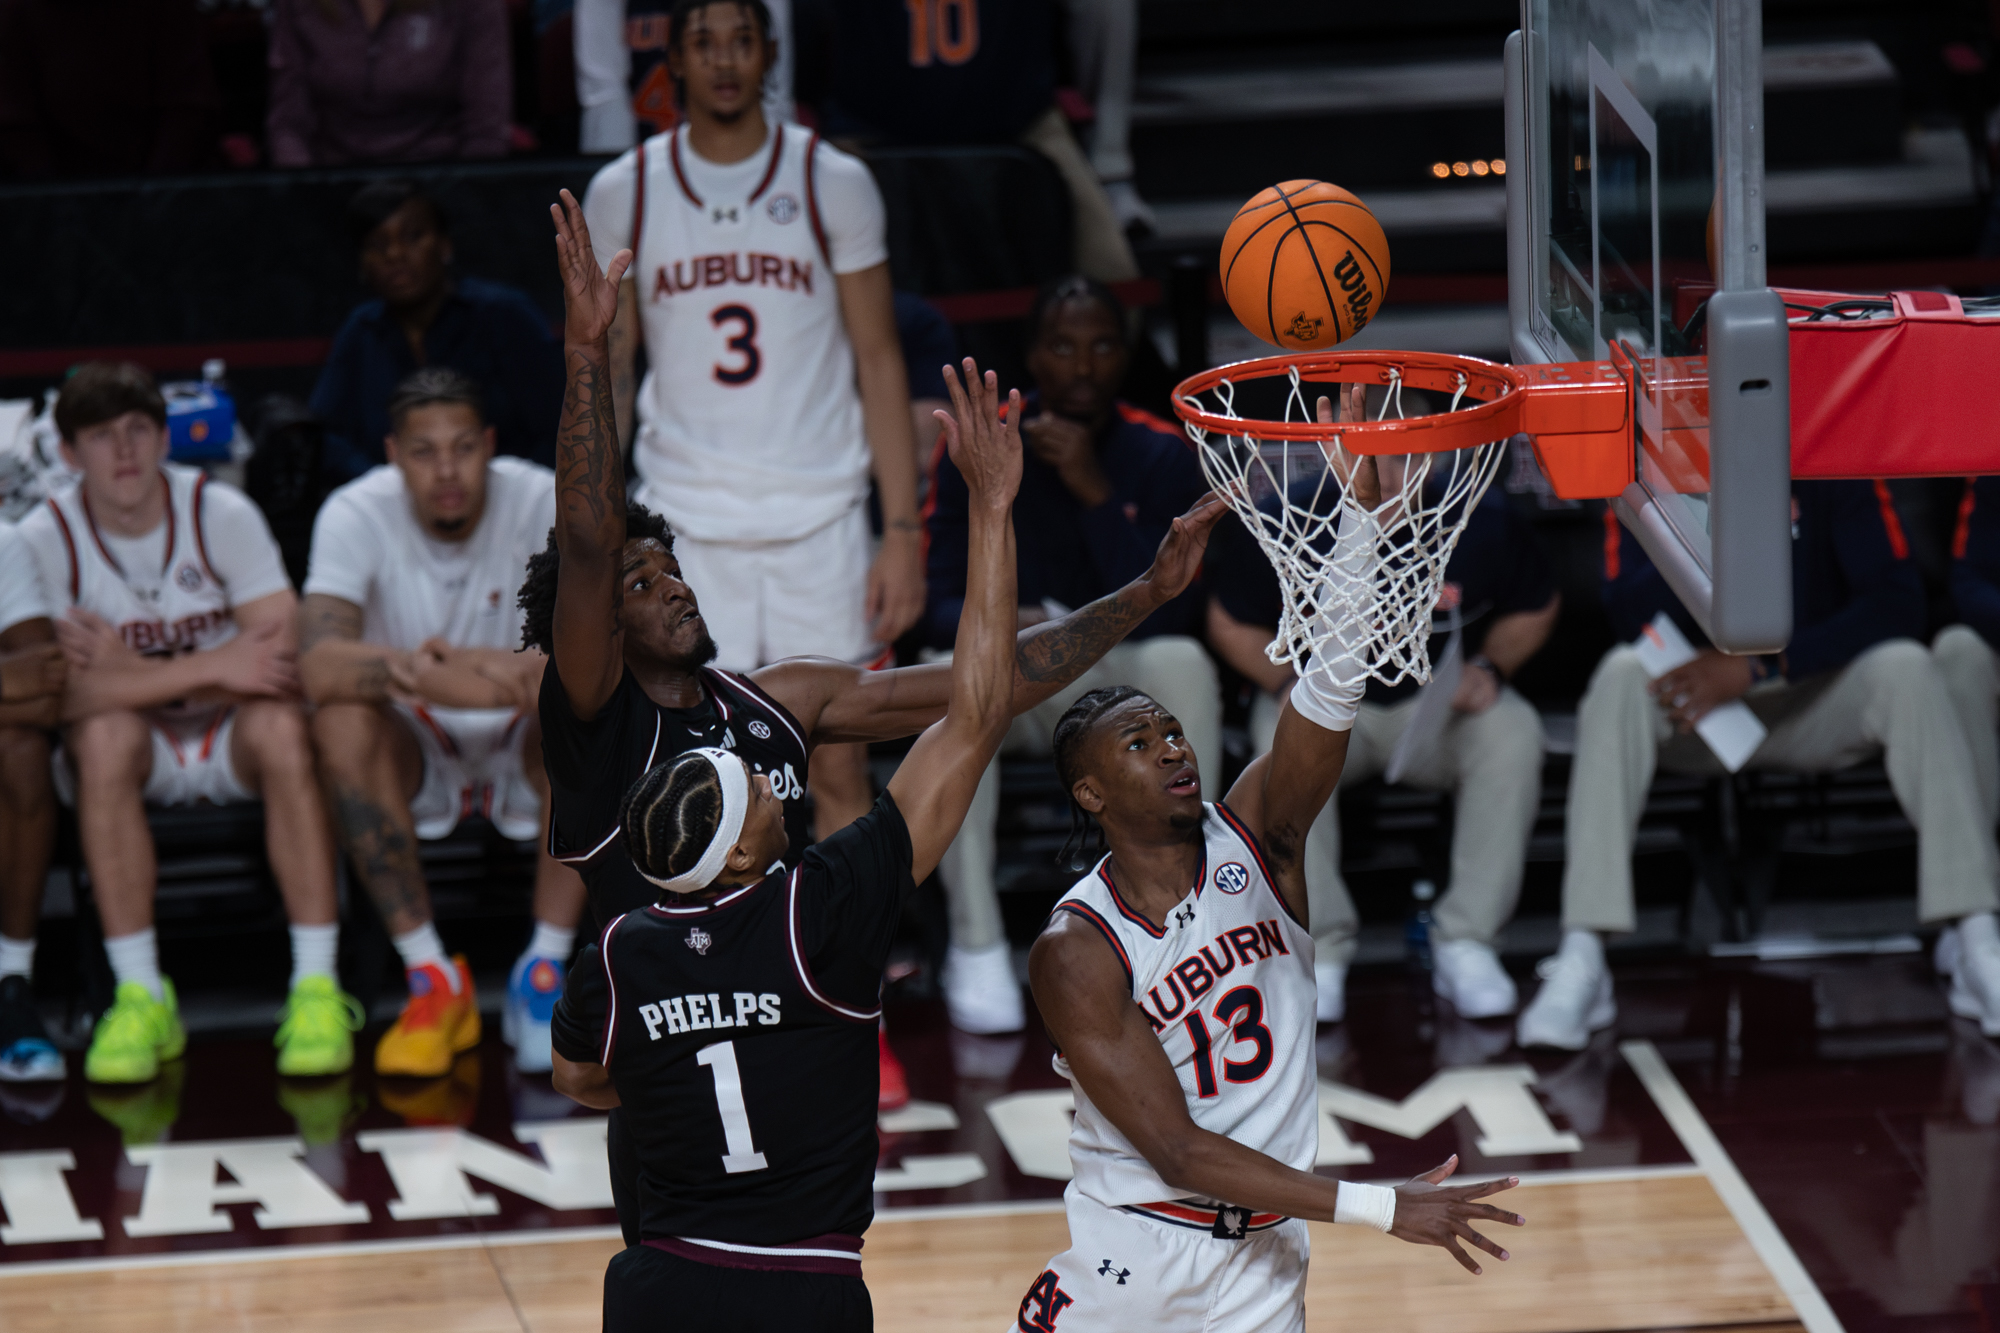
1220,180,1391,350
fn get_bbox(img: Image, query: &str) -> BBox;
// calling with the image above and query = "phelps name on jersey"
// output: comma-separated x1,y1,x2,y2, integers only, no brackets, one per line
539,661,814,928
550,791,914,1272
1053,803,1320,1217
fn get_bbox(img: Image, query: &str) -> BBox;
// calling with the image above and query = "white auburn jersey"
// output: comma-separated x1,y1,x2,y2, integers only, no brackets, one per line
1052,802,1320,1209
34,463,241,655
609,122,874,544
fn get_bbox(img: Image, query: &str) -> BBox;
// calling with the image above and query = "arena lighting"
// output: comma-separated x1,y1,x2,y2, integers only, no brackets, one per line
1491,158,1506,174
1452,161,1470,176
1470,159,1490,176
1430,162,1451,178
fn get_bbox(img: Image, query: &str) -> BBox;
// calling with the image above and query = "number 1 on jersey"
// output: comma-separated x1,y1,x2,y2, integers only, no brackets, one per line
697,1041,769,1173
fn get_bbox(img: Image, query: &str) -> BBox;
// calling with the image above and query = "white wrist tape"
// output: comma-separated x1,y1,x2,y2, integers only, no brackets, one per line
1290,510,1375,732
1334,1180,1396,1232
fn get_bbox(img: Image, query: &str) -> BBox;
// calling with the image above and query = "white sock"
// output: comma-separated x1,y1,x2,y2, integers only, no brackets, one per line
1962,911,1999,947
288,923,339,989
105,929,164,1001
0,933,34,981
1562,928,1606,968
526,920,575,961
392,922,459,993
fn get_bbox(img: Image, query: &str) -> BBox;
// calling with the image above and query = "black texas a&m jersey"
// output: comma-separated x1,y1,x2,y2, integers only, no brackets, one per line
551,793,913,1248
540,662,815,927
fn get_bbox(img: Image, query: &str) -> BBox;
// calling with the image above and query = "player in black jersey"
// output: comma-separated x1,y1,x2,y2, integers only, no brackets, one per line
549,341,1027,1331
534,190,1224,1248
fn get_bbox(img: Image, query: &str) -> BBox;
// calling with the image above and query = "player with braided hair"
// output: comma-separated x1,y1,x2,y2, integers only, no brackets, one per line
1015,392,1525,1332
548,344,1029,1331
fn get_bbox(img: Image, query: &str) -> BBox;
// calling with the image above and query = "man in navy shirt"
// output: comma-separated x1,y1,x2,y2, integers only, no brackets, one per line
1206,482,1558,1023
1522,483,2000,1048
1924,477,2000,1036
310,181,565,478
921,276,1215,1033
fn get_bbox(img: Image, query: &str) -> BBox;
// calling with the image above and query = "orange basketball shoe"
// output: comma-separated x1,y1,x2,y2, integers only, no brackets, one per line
374,956,482,1078
878,1027,909,1111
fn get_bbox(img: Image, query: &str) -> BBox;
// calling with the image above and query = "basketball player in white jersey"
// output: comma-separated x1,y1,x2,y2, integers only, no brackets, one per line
1019,393,1523,1332
15,363,356,1087
300,368,588,1079
582,0,924,844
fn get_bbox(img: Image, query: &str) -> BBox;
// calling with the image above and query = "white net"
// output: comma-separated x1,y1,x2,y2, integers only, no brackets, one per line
1179,362,1510,687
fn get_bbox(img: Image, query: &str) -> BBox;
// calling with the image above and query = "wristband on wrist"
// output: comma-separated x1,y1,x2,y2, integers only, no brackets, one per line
1334,1180,1397,1232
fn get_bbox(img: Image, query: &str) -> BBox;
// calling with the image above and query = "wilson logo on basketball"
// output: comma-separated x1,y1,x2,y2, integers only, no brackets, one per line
1334,250,1374,330
1288,312,1324,342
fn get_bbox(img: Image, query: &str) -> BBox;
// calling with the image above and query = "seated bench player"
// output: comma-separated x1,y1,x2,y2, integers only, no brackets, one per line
1205,479,1558,1023
1923,475,2000,1034
301,368,587,1076
921,275,1217,1034
0,521,66,1081
17,363,357,1084
1521,486,2000,1049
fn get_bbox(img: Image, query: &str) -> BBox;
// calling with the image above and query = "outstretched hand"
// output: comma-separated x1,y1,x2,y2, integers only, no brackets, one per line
1140,492,1230,602
935,358,1023,510
551,188,631,346
1318,385,1381,510
1388,1155,1525,1275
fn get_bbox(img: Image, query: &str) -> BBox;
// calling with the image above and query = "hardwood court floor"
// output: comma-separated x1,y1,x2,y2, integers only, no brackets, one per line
0,1174,1802,1333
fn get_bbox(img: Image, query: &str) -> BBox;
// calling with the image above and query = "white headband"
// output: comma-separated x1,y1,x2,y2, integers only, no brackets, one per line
638,747,750,895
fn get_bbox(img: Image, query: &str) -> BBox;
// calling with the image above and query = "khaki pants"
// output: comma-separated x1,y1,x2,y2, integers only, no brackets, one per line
1561,639,2000,933
1933,623,2000,823
1018,106,1140,284
932,636,1220,951
1250,686,1545,964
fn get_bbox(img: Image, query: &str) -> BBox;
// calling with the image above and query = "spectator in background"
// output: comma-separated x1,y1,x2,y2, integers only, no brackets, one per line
1205,479,1557,1024
1522,488,2000,1050
310,180,563,477
0,524,64,1082
1928,476,2000,1037
16,364,359,1086
0,0,219,179
268,0,512,168
301,369,582,1076
896,290,959,493
573,0,793,152
921,276,1214,1033
811,0,1139,282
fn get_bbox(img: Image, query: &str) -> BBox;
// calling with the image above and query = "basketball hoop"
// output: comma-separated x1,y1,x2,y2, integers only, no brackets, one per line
1172,348,1635,686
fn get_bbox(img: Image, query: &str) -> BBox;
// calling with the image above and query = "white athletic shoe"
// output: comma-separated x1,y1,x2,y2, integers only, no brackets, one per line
1432,938,1519,1019
1104,179,1157,236
942,943,1025,1034
1516,930,1616,1051
1948,912,2000,1037
1937,924,1962,977
1315,958,1347,1023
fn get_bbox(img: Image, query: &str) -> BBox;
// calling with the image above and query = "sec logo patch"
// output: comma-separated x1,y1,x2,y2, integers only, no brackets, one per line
1214,862,1250,895
749,720,772,739
766,193,800,224
175,564,204,592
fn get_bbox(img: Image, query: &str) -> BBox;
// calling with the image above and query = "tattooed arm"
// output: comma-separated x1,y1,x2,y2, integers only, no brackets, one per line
299,594,404,703
549,188,635,722
756,492,1230,745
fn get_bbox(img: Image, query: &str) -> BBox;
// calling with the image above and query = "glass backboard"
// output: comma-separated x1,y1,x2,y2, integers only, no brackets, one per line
1507,0,1793,653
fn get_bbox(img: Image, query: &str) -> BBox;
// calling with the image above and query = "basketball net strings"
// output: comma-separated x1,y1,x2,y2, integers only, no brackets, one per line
1184,364,1507,688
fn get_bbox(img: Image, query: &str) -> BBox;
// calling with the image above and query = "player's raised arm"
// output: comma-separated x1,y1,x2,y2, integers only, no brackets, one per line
548,189,634,720
885,360,1021,883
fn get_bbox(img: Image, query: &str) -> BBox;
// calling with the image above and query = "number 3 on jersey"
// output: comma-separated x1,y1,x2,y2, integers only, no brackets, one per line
710,304,760,385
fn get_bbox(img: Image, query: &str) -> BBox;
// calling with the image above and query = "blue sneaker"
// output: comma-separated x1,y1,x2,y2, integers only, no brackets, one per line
0,975,64,1083
504,952,565,1073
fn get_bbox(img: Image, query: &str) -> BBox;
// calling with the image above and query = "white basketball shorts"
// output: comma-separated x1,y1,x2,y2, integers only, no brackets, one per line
53,706,251,809
394,704,540,841
653,496,887,673
1008,1186,1309,1333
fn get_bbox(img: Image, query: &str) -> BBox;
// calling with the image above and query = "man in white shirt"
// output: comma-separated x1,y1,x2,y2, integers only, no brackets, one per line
301,368,584,1078
0,522,66,1083
583,0,925,846
16,363,355,1086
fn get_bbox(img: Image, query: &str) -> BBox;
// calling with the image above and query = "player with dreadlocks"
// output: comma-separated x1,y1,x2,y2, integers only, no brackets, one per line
530,190,1225,1248
1014,388,1526,1333
547,315,1028,1331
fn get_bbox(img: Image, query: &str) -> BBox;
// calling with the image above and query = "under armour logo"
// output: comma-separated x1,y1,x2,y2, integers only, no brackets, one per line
712,206,739,223
1096,1260,1129,1285
1212,1207,1248,1240
686,928,713,955
1173,904,1195,930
